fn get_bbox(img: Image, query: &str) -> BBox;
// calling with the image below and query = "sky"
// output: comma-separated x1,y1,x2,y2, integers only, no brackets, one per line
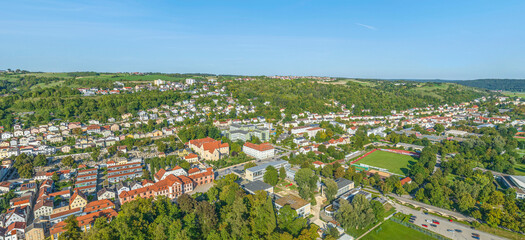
1,0,524,79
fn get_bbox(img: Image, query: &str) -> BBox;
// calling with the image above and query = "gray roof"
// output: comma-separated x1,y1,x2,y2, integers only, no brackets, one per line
335,178,353,190
243,180,272,193
247,160,287,173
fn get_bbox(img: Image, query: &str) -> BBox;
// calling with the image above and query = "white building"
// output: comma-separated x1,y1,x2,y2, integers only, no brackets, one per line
243,142,275,160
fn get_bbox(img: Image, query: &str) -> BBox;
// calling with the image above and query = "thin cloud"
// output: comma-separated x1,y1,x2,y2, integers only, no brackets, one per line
355,23,376,30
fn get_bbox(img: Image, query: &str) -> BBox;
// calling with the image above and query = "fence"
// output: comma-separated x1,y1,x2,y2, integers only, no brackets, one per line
390,217,451,240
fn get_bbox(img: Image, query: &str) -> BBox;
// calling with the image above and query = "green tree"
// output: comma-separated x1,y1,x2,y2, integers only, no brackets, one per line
279,166,287,181
51,172,60,182
61,156,75,167
244,162,257,170
277,205,307,237
34,155,47,167
59,215,81,240
263,166,279,186
323,179,338,202
294,168,318,201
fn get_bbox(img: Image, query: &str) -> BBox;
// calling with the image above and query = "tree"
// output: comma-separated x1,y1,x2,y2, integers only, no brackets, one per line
61,156,75,167
370,200,385,220
321,165,333,178
434,124,445,133
279,166,287,181
334,167,345,179
244,162,257,170
178,194,196,213
323,179,338,202
294,168,318,201
34,155,47,167
51,172,60,182
277,205,307,237
263,166,279,186
59,215,81,240
252,196,277,237
91,148,100,161
457,193,475,212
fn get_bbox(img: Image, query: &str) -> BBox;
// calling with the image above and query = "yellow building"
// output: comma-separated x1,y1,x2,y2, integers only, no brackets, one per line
69,190,88,209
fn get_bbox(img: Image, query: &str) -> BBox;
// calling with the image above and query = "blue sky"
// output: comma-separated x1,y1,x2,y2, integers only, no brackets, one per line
1,0,524,79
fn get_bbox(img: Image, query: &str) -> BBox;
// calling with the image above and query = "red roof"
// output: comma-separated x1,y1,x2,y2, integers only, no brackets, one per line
50,208,117,235
243,142,274,152
400,177,412,185
83,199,115,213
184,153,199,159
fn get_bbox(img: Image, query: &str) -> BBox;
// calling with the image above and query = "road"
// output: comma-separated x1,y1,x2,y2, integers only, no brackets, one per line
393,202,506,240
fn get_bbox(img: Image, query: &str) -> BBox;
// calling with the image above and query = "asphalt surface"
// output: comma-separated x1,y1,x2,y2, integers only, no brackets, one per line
394,203,506,240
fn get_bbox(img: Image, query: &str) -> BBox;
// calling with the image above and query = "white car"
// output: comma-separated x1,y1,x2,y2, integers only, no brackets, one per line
426,220,432,223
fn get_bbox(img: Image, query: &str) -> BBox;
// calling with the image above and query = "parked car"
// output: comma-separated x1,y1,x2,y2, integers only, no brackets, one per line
432,220,440,224
449,219,453,222
425,219,432,223
430,224,437,227
422,224,428,228
455,229,463,233
447,229,454,232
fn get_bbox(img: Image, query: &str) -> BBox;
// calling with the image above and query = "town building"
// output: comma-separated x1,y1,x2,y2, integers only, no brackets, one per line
242,142,275,160
187,137,229,161
245,160,290,181
274,194,311,217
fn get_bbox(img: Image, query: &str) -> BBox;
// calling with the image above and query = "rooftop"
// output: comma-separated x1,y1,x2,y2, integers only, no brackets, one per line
275,194,309,210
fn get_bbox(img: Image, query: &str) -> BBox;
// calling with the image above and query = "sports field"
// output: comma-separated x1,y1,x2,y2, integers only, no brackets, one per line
357,150,417,176
361,220,436,240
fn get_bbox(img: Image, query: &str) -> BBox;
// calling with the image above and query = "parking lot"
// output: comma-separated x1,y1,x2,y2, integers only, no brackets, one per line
396,203,505,240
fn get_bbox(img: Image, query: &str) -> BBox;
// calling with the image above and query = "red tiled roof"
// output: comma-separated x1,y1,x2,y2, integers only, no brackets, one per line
184,153,198,159
243,142,274,152
51,208,117,235
400,177,412,185
50,207,82,219
83,199,115,213
154,168,166,180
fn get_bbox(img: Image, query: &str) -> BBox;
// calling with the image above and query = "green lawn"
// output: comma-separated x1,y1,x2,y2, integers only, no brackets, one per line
518,149,525,157
502,91,525,98
357,150,417,176
513,163,525,176
361,220,436,240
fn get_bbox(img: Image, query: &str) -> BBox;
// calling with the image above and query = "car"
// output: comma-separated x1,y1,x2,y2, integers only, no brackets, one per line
422,224,428,227
449,219,453,222
425,220,432,223
447,229,454,232
472,233,480,237
430,224,437,227
424,212,428,215
432,220,440,224
455,229,463,233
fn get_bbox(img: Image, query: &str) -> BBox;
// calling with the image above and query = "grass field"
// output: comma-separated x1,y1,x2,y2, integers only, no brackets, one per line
513,163,525,176
502,91,525,98
361,220,436,240
358,150,417,176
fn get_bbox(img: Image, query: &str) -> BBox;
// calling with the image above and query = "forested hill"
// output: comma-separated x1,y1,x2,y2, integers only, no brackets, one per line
225,79,493,117
452,79,525,92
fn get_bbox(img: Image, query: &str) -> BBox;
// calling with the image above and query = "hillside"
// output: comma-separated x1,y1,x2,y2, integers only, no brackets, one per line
224,79,493,117
452,79,525,92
